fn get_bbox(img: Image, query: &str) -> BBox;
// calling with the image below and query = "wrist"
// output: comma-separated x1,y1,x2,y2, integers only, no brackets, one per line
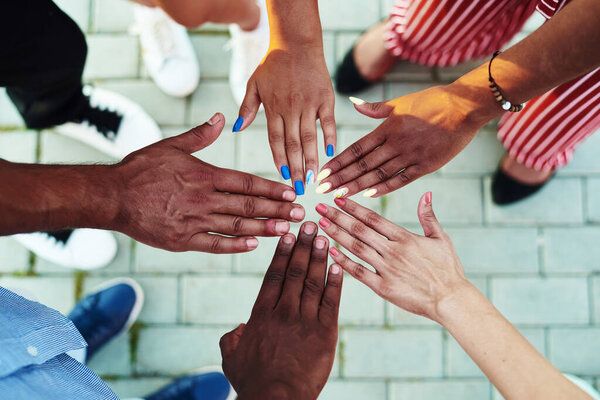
86,165,122,231
430,279,483,326
267,1,323,49
238,382,298,400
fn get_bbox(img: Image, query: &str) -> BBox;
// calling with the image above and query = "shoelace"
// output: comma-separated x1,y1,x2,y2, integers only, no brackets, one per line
72,95,123,140
132,15,178,64
224,26,268,76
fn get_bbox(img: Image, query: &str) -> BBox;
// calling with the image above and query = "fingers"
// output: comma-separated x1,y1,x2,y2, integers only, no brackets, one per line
350,98,395,119
207,215,291,237
318,103,337,160
329,197,406,241
328,246,381,293
163,113,224,154
219,323,246,360
301,111,319,187
275,222,318,316
251,234,296,315
417,192,444,238
284,117,306,196
315,202,386,254
318,263,344,327
187,233,260,254
213,193,305,223
214,169,297,202
300,235,330,320
367,165,423,196
234,80,261,132
266,112,291,181
336,156,407,197
317,214,383,268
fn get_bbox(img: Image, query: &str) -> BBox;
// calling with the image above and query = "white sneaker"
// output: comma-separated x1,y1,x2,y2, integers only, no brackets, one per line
227,0,269,106
132,5,200,97
55,86,162,159
13,229,118,270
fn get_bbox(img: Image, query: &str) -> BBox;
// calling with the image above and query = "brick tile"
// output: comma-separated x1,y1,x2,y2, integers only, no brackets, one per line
342,328,443,378
0,237,30,273
87,333,131,376
560,131,600,175
0,276,75,315
0,89,25,128
586,178,600,222
190,81,246,131
549,328,600,375
490,277,589,325
135,243,233,273
320,380,387,400
390,379,489,400
93,0,134,32
54,0,90,32
84,35,139,79
334,84,384,128
104,378,170,399
39,130,117,164
191,34,230,79
320,0,380,30
593,277,600,324
0,130,37,163
385,82,437,99
544,227,600,272
442,127,505,175
339,276,385,326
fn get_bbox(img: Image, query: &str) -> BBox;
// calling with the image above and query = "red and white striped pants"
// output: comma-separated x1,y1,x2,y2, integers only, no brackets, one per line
385,0,600,171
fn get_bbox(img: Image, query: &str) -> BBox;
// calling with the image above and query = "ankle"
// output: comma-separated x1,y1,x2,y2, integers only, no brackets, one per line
501,155,554,185
238,3,260,31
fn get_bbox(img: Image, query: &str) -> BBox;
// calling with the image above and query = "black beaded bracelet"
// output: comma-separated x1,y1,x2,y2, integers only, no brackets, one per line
489,50,525,112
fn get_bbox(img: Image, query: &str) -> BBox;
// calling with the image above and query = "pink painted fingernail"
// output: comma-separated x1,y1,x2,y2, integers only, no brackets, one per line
290,207,304,220
330,247,339,257
246,238,259,249
315,203,327,214
425,192,432,205
282,234,294,244
303,223,316,234
315,238,326,249
275,221,290,234
331,264,341,274
283,190,296,201
319,217,330,228
334,198,346,207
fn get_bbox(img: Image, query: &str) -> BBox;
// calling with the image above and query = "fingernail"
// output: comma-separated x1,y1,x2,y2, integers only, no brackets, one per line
315,238,326,249
425,191,432,204
290,207,304,220
280,165,291,180
303,223,316,234
334,197,346,207
316,182,332,194
306,170,315,185
334,187,348,198
315,203,327,214
317,169,331,181
282,234,294,244
232,116,244,132
319,217,330,228
207,113,222,125
330,247,339,257
363,188,377,198
246,238,259,249
294,180,305,196
326,144,335,157
331,264,341,274
349,96,366,105
275,221,290,234
283,190,295,201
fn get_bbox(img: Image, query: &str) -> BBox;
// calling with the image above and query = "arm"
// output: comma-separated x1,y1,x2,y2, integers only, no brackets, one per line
315,196,591,400
318,0,600,197
0,113,305,253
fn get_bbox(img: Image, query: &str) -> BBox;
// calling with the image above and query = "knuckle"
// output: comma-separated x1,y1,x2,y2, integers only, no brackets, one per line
301,130,316,144
286,265,306,279
270,131,285,145
243,197,256,216
303,278,323,294
364,212,381,227
242,175,254,193
320,115,336,128
264,270,286,284
209,236,222,253
286,139,302,153
351,239,366,253
374,167,389,182
349,142,364,157
357,158,370,173
239,104,253,116
397,171,412,184
350,221,367,235
321,296,337,309
231,216,244,234
352,263,366,279
287,92,303,107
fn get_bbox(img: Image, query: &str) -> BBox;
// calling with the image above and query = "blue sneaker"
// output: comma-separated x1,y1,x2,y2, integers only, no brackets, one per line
145,367,235,400
68,278,144,362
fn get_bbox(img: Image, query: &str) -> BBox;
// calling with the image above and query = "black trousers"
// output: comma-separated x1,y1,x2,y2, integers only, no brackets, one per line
0,0,87,129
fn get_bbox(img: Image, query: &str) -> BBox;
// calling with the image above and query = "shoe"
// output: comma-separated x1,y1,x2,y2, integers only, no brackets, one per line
145,366,235,400
491,167,555,205
12,229,117,270
227,0,269,106
131,5,200,97
55,86,162,159
68,278,144,362
335,47,375,95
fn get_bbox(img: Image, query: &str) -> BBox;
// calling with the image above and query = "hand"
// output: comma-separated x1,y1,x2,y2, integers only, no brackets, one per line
316,84,496,198
315,194,468,322
112,113,305,254
235,47,337,195
220,222,343,400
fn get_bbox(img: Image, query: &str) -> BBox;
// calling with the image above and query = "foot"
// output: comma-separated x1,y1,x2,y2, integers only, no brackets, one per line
12,229,117,269
55,86,162,159
144,367,235,400
132,5,200,97
68,278,144,362
491,155,555,205
228,0,269,106
335,20,396,94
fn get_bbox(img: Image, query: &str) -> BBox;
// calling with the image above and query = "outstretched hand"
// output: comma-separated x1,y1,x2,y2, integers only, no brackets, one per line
112,113,305,254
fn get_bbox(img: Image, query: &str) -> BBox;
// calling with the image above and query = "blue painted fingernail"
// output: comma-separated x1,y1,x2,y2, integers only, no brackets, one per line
326,144,334,157
280,165,291,180
232,116,244,132
294,180,305,195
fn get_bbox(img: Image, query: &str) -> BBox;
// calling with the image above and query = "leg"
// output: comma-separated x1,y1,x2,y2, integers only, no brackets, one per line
158,0,260,31
0,1,87,129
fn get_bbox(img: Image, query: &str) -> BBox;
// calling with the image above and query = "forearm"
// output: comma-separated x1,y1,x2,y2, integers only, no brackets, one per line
435,282,590,400
450,0,600,126
267,0,323,48
0,160,120,235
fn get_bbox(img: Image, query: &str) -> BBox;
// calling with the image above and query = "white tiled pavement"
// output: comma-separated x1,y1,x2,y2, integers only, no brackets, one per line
1,1,599,399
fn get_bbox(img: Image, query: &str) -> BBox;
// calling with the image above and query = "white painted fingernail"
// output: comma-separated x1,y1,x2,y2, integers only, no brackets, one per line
334,187,348,198
349,96,366,105
316,169,331,182
316,182,332,194
306,170,315,185
363,188,377,198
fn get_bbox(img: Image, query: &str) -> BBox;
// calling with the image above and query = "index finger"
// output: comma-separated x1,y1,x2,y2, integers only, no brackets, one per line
215,168,297,201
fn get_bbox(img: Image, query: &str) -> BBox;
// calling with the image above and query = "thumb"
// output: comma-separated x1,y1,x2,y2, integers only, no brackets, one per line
234,80,262,132
165,112,225,153
417,192,444,238
349,97,394,119
219,323,246,360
